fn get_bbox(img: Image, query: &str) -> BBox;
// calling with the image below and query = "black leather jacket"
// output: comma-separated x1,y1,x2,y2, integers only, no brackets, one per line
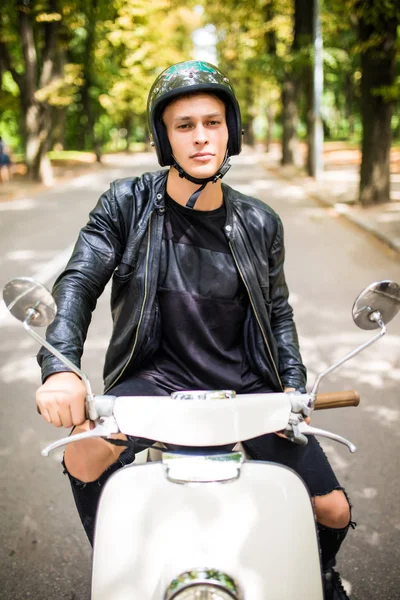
38,169,306,393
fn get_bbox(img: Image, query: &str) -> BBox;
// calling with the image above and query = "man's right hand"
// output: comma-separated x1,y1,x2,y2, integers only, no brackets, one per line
36,372,87,428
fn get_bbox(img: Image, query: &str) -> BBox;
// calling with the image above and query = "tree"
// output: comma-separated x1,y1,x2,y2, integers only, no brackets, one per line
280,0,302,167
0,1,82,182
97,0,199,147
202,0,292,149
263,0,278,151
202,0,316,164
76,0,101,154
0,0,197,177
355,1,399,205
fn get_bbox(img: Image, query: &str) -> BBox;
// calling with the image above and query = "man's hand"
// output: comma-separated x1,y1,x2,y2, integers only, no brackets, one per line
36,372,87,428
275,387,310,438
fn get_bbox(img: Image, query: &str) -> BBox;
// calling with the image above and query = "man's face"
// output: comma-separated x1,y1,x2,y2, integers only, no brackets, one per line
162,93,228,179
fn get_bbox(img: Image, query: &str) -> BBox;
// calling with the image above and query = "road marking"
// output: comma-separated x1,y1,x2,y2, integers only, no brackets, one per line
0,244,73,325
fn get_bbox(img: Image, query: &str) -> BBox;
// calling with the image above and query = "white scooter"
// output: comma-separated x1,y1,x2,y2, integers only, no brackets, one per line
3,278,400,600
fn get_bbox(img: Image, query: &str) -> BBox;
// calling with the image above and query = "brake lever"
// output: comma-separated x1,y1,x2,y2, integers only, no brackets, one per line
41,416,119,457
297,421,357,453
282,418,309,446
281,405,357,453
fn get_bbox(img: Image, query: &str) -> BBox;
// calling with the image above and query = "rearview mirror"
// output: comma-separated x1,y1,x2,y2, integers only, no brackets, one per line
352,280,400,330
2,277,56,327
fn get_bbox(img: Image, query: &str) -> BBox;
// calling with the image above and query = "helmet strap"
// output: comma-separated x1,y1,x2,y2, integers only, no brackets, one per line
185,181,209,209
171,151,232,209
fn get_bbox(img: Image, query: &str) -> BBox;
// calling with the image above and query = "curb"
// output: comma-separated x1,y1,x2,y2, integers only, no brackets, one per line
324,203,400,255
261,160,400,257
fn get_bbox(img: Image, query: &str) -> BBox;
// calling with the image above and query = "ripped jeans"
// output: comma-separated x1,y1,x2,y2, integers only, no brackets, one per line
63,376,354,568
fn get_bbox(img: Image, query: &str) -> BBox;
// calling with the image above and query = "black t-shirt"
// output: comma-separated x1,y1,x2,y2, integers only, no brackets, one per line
136,193,265,393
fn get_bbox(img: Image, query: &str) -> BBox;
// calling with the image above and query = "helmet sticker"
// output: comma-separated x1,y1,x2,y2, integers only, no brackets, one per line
164,61,217,82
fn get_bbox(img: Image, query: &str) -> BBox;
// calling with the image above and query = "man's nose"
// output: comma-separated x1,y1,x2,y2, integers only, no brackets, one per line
193,124,208,145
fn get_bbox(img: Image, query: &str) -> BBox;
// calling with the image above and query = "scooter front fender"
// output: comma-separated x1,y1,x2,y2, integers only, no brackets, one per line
92,461,323,600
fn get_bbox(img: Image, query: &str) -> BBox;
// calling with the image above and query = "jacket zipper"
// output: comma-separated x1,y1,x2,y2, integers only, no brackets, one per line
229,240,284,391
104,213,153,393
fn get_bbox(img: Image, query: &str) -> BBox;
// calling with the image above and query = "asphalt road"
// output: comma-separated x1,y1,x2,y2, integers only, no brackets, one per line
0,150,399,600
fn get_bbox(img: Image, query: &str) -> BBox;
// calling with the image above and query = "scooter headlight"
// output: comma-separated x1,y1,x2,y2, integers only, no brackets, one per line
165,569,242,600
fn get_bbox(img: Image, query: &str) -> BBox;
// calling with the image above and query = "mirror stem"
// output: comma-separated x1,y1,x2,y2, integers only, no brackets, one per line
23,309,98,420
309,312,386,408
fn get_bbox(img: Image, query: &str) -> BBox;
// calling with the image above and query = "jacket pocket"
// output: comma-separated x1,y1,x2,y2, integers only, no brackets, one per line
113,262,134,283
134,299,161,366
111,262,139,312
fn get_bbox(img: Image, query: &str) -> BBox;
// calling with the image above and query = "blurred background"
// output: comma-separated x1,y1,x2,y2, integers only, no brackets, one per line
0,0,399,205
1,3,400,599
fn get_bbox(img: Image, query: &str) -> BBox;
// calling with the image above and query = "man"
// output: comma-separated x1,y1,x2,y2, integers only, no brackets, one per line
36,61,352,599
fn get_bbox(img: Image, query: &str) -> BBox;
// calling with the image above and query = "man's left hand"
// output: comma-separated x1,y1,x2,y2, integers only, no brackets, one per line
275,387,310,438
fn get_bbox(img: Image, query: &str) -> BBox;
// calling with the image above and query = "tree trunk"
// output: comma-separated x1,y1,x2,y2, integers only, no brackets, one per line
94,140,102,163
16,0,60,183
281,74,298,166
344,73,355,137
243,123,255,147
265,105,274,152
359,12,397,206
24,102,53,183
294,0,314,175
264,0,277,56
305,67,314,175
280,0,313,167
264,1,276,154
242,76,255,147
50,107,66,150
78,0,98,150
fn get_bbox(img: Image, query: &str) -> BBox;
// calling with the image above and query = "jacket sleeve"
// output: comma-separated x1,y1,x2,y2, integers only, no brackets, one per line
37,186,128,383
268,217,307,391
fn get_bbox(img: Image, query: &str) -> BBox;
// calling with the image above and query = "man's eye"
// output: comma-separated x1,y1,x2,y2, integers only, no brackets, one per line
177,124,191,129
207,120,220,126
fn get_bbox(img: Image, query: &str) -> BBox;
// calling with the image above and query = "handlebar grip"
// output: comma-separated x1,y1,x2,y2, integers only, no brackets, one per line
314,390,360,410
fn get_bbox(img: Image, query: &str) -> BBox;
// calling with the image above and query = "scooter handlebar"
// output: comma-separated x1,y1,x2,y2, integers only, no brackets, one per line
314,390,360,410
90,390,361,419
40,390,361,456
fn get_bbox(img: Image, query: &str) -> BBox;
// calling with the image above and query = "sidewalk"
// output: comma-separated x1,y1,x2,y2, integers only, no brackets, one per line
0,152,156,203
260,142,400,256
0,155,106,203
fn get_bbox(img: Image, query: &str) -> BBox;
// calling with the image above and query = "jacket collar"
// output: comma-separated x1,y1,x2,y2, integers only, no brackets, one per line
153,169,168,211
150,170,235,238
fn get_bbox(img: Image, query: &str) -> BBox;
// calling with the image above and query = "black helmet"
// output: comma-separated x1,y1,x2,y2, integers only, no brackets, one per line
147,60,242,167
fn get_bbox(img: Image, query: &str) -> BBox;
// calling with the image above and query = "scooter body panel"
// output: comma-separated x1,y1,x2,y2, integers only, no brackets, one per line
113,393,292,446
92,460,323,600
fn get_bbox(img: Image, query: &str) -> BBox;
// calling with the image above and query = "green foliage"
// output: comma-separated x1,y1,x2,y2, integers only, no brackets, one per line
199,0,400,145
35,64,84,106
0,72,20,124
0,0,198,152
371,82,399,102
97,0,200,135
1,0,399,156
200,0,293,134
